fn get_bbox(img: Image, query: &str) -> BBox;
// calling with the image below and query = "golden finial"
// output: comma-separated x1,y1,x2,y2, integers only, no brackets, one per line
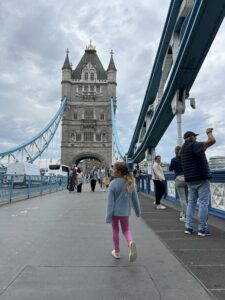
85,40,96,51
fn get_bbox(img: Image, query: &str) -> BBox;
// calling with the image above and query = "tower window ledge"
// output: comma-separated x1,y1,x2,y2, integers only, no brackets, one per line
81,119,97,123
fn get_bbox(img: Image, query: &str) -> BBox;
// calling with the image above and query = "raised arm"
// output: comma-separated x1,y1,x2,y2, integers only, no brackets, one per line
203,128,216,151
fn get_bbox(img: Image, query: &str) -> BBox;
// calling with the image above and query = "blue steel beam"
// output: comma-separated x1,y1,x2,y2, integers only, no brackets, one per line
127,0,183,158
110,97,125,161
128,0,225,163
0,97,67,165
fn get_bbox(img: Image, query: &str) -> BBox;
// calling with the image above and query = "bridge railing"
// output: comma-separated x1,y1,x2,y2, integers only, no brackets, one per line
0,175,68,204
140,169,225,220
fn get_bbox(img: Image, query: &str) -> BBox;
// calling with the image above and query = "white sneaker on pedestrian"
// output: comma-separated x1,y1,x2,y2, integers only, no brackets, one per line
179,216,186,222
111,250,120,259
156,204,166,209
129,242,137,262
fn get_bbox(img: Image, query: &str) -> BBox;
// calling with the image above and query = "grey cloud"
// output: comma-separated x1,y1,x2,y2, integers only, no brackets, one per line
0,1,224,164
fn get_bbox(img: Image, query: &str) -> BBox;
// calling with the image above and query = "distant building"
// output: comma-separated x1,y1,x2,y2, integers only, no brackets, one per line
209,156,225,169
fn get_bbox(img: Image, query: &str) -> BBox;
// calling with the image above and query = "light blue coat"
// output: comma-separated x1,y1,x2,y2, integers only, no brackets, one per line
106,178,141,223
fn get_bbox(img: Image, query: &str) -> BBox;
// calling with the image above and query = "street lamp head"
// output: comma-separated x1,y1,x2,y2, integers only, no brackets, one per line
189,98,196,109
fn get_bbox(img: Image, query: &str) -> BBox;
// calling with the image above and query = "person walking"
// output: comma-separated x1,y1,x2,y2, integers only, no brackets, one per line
133,165,141,192
71,164,77,190
180,129,216,236
98,166,106,191
152,155,166,209
109,165,114,182
169,146,188,222
68,168,74,192
89,165,98,192
106,162,141,262
76,167,84,193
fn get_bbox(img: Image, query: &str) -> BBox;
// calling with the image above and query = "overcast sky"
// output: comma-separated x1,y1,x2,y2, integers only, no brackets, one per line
0,0,225,164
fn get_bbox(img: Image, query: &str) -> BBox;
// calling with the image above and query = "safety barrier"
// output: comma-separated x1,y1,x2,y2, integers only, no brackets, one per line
140,169,225,220
0,175,68,204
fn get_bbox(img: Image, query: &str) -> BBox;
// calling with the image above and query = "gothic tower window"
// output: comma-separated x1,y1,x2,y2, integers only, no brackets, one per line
85,72,88,80
84,110,94,120
90,72,94,80
96,133,101,141
100,113,105,120
102,132,107,142
84,132,94,141
74,113,78,120
76,133,82,141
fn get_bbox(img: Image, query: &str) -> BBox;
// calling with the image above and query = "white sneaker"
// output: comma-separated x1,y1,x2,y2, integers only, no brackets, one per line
111,250,120,259
156,204,166,209
129,242,137,262
179,216,186,222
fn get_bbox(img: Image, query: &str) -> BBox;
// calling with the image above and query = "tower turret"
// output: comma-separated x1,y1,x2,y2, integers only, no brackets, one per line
107,50,117,81
61,49,72,98
107,50,117,102
62,49,72,81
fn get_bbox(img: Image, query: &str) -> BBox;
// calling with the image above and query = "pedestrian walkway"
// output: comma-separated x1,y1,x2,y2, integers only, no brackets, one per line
0,184,215,300
140,192,225,300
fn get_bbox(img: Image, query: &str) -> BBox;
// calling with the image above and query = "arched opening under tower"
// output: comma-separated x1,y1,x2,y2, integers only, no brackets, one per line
73,152,108,175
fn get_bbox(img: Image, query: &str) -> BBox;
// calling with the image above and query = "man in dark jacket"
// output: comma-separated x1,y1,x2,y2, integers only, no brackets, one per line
180,128,216,236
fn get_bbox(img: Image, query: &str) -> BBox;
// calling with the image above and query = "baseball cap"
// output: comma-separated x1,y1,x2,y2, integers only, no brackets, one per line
183,131,199,139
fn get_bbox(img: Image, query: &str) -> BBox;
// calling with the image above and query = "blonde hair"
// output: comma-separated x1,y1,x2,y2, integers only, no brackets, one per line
113,162,134,195
175,146,181,156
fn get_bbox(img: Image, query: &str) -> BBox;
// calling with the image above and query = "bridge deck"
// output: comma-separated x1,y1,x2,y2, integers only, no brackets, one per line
0,184,217,300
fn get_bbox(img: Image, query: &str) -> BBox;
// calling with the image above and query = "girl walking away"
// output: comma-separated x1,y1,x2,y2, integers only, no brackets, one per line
106,162,141,262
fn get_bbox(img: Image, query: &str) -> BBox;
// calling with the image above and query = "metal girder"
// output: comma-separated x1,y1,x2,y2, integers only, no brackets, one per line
0,97,67,166
127,0,225,163
110,97,125,162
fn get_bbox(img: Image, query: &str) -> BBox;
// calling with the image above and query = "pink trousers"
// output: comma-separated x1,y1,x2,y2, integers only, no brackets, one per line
112,216,133,253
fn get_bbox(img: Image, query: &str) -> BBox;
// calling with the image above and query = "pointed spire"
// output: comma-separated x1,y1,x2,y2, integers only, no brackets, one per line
62,48,72,70
107,49,117,71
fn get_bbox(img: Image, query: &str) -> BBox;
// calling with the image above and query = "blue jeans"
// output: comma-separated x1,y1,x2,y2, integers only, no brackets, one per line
135,178,140,192
186,180,210,231
175,178,188,216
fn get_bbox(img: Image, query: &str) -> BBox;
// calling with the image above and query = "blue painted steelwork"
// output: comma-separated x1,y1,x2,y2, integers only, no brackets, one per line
0,174,68,204
110,97,125,162
127,0,225,163
0,97,67,166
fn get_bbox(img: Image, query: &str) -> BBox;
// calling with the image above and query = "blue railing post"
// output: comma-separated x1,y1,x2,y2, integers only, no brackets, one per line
146,175,151,194
27,175,31,199
40,176,43,196
49,177,52,193
9,175,14,203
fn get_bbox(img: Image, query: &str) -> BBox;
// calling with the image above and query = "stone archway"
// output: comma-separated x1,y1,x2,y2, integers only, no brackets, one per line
73,152,107,175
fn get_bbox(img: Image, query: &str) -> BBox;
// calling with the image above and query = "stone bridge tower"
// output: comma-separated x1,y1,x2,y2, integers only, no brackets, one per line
61,42,117,169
